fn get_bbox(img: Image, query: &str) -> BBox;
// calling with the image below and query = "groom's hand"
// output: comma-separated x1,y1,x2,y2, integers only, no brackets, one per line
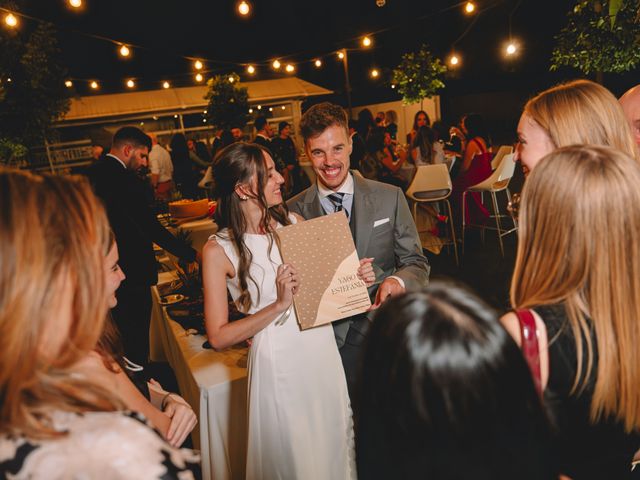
371,277,404,309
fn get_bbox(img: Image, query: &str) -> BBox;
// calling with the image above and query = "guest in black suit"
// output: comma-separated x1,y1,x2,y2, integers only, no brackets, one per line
87,127,198,367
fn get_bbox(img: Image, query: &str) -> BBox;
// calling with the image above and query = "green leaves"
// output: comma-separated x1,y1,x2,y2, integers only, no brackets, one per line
391,44,447,105
204,73,250,131
550,0,640,75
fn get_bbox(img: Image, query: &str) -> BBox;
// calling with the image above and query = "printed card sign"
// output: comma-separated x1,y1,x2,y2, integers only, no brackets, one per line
278,212,371,329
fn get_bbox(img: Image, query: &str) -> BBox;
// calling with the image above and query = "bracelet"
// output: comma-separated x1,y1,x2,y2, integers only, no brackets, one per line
161,393,173,411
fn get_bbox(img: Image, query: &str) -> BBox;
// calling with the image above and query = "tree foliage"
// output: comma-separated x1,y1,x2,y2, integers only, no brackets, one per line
391,44,447,106
204,73,250,131
0,21,70,163
550,0,640,75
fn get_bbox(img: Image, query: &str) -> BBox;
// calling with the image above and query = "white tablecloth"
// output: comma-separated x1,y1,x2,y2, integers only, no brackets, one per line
150,271,249,480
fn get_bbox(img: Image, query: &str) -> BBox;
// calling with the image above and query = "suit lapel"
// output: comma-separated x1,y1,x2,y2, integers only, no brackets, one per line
300,184,325,219
353,173,375,256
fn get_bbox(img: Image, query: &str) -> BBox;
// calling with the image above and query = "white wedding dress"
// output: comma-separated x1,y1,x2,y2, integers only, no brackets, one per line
211,215,356,480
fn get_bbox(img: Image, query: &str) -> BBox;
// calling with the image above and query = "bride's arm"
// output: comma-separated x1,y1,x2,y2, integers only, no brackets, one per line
203,239,298,351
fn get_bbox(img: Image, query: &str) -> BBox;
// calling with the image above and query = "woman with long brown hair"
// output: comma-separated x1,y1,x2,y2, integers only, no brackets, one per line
502,146,640,478
203,143,370,479
0,170,199,478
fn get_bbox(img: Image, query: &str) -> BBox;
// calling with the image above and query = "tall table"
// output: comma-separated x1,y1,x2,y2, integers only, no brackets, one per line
150,271,249,480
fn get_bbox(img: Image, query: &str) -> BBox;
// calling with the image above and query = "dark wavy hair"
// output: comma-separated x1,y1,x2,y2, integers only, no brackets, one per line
412,110,431,131
212,142,290,310
463,113,492,148
356,280,555,480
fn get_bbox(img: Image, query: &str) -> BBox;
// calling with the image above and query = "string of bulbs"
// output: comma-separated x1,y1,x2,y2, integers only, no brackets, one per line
0,0,523,93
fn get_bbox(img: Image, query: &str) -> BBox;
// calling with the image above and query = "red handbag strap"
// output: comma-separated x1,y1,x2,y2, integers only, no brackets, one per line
515,309,542,397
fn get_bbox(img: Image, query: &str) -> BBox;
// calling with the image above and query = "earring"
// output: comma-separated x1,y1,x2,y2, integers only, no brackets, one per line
241,195,248,200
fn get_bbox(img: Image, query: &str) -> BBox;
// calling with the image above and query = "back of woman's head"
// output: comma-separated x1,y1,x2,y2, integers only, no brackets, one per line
512,145,640,431
463,113,491,146
357,281,553,480
0,169,115,437
170,133,189,161
524,79,639,160
365,126,386,154
412,125,435,153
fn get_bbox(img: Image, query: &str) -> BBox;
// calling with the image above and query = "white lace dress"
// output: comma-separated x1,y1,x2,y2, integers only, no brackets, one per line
212,215,356,480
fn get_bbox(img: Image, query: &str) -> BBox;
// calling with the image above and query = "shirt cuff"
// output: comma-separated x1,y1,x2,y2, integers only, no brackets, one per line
388,275,405,289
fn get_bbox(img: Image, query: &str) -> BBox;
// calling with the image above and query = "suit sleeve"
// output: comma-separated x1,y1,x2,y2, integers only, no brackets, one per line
391,187,430,290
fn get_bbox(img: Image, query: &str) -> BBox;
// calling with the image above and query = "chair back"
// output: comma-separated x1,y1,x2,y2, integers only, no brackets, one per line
491,145,514,170
469,153,516,191
406,164,452,202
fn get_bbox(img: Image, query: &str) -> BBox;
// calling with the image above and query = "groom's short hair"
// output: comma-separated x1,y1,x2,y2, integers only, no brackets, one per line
300,102,349,144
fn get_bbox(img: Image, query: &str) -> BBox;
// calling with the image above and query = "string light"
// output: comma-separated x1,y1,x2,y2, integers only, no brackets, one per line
64,80,73,88
90,80,99,89
285,64,295,73
68,0,82,8
237,1,250,16
448,54,461,67
228,75,235,83
257,105,262,110
269,107,273,112
281,105,286,110
505,42,518,56
464,2,475,14
4,13,18,27
246,64,255,74
126,79,135,88
362,36,372,48
162,81,170,89
174,114,178,118
314,59,322,68
272,59,281,69
195,73,203,82
337,51,345,60
391,84,396,89
370,68,379,78
119,45,130,57
249,108,253,113
194,60,203,70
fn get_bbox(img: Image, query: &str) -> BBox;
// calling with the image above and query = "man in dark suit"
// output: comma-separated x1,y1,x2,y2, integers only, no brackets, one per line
87,127,198,367
287,103,430,396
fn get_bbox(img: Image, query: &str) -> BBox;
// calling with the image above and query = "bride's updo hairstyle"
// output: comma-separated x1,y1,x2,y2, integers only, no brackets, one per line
212,142,290,310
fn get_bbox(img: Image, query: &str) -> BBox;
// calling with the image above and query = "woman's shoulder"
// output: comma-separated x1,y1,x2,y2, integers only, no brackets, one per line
0,411,200,480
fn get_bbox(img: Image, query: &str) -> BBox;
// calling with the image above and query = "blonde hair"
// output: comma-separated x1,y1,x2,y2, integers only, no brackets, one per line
511,145,640,432
0,169,118,438
524,79,639,160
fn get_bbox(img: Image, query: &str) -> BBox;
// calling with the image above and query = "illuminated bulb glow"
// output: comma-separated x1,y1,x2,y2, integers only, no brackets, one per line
391,84,396,89
465,2,475,13
195,73,203,82
5,13,17,27
246,65,255,74
281,105,286,110
272,59,281,69
269,107,273,112
194,60,203,70
506,43,517,55
65,80,73,88
119,45,130,57
338,51,345,60
126,79,135,88
249,108,253,113
449,55,460,66
69,0,82,7
285,64,295,73
370,69,379,78
162,81,170,89
228,75,235,83
90,81,99,89
362,36,372,47
238,1,250,15
257,105,262,110
314,59,322,67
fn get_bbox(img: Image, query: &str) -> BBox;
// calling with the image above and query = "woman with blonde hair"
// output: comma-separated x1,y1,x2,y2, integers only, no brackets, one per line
0,170,199,478
516,79,639,175
502,146,640,478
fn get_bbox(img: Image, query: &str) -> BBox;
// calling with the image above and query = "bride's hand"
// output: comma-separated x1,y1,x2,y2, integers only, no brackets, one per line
274,263,299,312
357,258,376,287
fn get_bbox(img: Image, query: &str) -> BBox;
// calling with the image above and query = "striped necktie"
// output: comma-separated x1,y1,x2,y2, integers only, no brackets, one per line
328,192,348,219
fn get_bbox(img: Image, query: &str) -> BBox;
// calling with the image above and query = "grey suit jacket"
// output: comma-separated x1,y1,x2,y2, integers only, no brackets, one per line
287,171,430,346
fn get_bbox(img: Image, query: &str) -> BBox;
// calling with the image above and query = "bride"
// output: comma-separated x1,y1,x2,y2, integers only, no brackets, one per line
203,142,370,479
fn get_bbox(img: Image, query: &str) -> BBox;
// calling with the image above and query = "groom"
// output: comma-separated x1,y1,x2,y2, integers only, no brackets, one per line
288,102,430,396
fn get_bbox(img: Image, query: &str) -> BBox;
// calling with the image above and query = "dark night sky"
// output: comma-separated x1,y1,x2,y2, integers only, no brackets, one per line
7,0,640,137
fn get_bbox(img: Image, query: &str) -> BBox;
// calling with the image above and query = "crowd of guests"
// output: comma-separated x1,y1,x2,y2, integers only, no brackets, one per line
3,80,640,479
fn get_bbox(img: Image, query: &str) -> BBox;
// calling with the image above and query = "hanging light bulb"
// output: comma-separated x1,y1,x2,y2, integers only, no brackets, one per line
269,107,273,112
68,0,82,8
90,81,99,89
505,42,518,56
285,64,295,73
194,60,203,70
370,68,379,78
64,80,73,88
4,13,18,27
464,2,475,14
314,59,322,68
362,36,372,48
195,73,204,82
162,81,170,89
237,1,250,16
126,79,135,88
249,108,253,113
448,54,461,66
337,51,345,60
376,0,386,6
391,84,396,89
246,64,255,74
257,105,262,110
281,105,286,110
228,75,235,83
119,45,131,57
272,59,281,70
